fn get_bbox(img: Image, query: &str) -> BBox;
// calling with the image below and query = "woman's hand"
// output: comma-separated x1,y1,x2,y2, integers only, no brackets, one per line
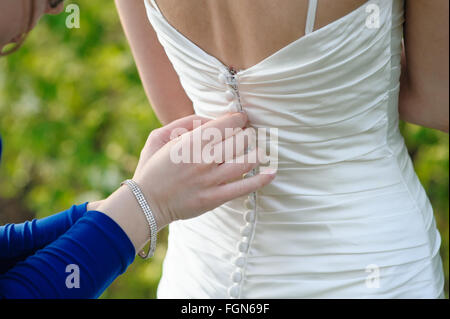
95,112,276,253
134,112,274,229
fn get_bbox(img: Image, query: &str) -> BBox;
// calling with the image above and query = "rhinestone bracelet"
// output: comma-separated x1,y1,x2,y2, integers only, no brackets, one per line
121,179,158,259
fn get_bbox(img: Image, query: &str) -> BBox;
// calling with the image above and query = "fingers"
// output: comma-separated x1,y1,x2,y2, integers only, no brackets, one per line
166,114,212,131
213,148,261,184
205,126,256,164
162,114,212,142
143,115,211,159
213,169,276,204
193,112,248,147
168,112,249,165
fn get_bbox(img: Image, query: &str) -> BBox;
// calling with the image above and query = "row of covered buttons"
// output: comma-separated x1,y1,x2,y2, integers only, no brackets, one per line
228,176,257,298
219,67,256,298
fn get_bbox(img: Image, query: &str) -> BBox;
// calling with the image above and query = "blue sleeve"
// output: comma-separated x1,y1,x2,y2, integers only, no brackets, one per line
0,203,88,274
0,211,135,299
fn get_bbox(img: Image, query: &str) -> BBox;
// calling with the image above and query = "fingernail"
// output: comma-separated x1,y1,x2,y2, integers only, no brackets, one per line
260,167,277,175
233,112,247,125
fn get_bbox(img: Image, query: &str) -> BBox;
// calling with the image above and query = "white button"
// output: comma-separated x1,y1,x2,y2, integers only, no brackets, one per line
245,194,256,206
228,101,239,113
234,255,246,268
225,90,235,101
231,270,243,283
237,240,249,253
240,223,253,237
244,199,253,210
228,284,240,298
218,73,227,85
244,210,255,223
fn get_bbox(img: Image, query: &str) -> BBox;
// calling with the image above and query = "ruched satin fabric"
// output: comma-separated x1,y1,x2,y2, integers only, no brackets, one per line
144,0,445,298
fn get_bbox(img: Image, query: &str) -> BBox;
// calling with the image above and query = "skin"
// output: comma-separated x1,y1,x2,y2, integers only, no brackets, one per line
96,113,271,253
400,0,449,133
116,0,449,132
0,1,276,254
0,0,63,48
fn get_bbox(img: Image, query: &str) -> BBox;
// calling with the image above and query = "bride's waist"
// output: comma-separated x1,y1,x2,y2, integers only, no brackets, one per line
170,191,437,262
258,149,403,196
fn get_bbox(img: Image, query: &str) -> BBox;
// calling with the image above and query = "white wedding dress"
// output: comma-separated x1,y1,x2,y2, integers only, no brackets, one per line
144,0,445,298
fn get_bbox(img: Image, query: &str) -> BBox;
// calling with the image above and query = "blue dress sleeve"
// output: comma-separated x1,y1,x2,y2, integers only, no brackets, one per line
0,203,88,274
0,210,135,299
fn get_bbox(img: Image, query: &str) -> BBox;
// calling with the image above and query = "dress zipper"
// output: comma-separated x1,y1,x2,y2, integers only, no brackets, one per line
228,67,256,180
228,66,243,112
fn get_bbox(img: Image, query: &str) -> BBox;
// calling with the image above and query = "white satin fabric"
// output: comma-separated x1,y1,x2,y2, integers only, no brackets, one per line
144,0,445,298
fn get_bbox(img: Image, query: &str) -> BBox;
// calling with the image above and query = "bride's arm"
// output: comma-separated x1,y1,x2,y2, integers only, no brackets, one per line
399,0,449,133
115,0,194,125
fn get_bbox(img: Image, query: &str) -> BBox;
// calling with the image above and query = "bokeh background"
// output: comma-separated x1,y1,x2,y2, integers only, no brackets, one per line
0,1,448,298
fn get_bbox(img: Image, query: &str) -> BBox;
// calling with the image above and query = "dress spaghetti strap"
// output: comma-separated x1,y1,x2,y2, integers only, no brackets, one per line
305,0,318,34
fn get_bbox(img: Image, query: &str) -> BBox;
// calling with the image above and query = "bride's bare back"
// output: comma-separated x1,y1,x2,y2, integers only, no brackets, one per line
115,0,448,132
151,0,367,70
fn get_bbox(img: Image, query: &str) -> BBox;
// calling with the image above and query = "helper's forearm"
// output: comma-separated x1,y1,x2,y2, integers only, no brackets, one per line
0,210,135,298
0,203,88,274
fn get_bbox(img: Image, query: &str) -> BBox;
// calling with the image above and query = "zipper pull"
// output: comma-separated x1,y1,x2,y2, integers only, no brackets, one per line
227,66,238,90
227,66,243,112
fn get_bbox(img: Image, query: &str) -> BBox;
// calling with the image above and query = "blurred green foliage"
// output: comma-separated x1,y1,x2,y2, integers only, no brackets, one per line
0,1,448,298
